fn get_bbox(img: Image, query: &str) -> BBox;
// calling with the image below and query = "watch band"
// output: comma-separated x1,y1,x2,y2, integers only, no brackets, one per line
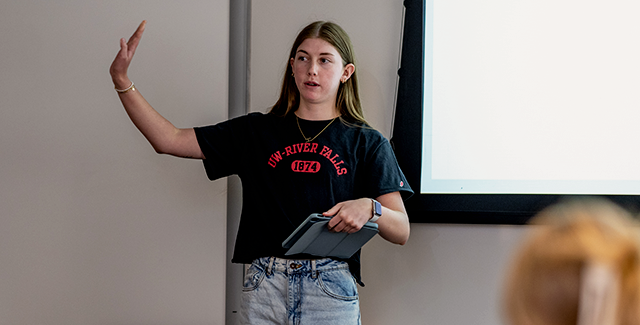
370,199,382,222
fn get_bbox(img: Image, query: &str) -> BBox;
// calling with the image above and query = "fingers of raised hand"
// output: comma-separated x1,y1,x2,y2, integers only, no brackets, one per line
119,37,128,53
135,20,147,34
110,21,145,79
131,20,147,40
127,20,146,49
111,39,130,70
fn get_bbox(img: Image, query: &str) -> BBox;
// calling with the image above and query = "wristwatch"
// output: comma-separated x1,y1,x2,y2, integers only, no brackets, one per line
370,199,382,222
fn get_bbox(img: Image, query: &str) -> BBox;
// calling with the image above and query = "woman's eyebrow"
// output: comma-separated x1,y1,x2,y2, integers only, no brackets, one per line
296,49,335,56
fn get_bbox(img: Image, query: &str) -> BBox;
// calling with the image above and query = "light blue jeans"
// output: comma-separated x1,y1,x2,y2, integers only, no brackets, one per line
240,257,361,325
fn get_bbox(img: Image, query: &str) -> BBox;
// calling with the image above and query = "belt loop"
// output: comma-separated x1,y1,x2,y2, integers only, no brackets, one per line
266,257,275,275
311,259,318,279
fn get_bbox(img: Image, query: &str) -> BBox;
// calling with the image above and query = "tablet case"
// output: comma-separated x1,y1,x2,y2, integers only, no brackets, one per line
282,213,379,259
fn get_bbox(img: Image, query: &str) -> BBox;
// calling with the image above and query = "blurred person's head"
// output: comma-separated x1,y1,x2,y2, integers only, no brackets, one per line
503,198,640,325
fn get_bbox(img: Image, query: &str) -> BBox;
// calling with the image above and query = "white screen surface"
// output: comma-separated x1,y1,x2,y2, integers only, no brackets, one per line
421,0,640,194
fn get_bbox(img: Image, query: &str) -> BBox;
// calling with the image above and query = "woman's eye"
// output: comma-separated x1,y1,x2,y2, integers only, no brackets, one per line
320,58,331,63
298,56,308,61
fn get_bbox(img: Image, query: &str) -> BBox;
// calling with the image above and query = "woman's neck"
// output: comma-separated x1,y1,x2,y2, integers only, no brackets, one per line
295,103,340,121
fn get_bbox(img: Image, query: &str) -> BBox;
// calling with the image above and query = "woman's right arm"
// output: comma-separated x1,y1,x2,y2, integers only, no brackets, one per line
110,21,204,159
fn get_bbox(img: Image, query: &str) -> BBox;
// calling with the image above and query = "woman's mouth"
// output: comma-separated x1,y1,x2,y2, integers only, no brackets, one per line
304,81,320,87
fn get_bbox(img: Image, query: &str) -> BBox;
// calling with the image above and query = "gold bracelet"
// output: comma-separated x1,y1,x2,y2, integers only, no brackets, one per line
115,81,135,94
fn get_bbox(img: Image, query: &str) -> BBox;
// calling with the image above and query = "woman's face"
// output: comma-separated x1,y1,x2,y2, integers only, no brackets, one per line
290,38,353,112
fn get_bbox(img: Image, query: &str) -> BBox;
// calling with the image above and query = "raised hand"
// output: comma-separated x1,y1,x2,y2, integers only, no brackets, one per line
110,20,147,89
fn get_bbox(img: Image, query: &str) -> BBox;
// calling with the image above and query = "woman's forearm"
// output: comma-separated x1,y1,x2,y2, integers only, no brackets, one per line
375,192,411,245
115,80,203,159
376,207,410,245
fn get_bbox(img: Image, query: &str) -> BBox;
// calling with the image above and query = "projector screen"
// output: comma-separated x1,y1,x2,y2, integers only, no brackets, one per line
392,0,640,223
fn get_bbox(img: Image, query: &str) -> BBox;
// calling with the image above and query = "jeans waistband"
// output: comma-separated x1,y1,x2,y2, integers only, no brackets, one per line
252,257,349,277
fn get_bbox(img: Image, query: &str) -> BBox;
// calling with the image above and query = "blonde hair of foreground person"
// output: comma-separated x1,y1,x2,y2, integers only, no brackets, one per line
503,199,640,325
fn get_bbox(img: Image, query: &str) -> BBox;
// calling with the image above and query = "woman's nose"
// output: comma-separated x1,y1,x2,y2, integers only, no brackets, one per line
307,62,318,76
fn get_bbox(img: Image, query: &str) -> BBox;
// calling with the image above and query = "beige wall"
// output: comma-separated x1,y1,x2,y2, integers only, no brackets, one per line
0,1,229,324
250,2,527,325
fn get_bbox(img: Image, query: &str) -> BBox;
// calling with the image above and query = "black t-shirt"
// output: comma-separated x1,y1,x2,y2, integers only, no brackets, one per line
194,112,412,285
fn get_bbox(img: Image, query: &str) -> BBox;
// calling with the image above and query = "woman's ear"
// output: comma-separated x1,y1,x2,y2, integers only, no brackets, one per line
342,63,355,82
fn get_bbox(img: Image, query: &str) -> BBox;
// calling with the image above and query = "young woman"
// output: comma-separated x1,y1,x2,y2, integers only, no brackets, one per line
110,20,412,324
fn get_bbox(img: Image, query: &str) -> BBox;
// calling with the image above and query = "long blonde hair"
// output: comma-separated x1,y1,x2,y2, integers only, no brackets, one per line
503,199,640,325
269,21,366,125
